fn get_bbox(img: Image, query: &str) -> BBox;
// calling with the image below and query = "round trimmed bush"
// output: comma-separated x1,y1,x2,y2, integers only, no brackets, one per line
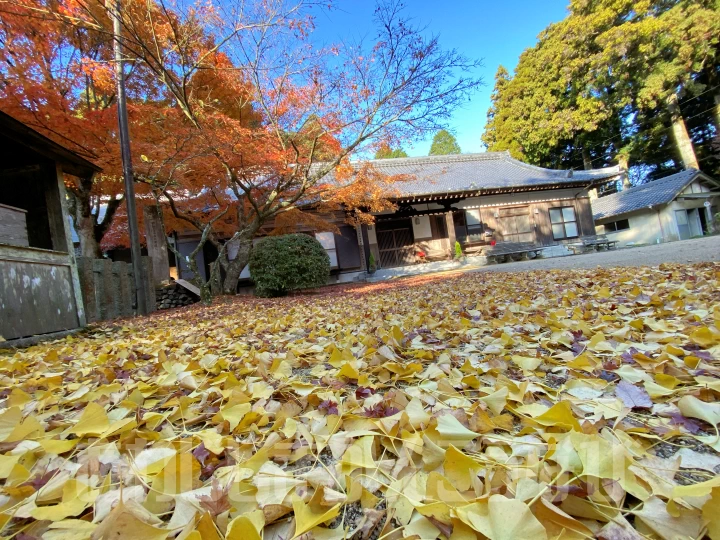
249,234,330,297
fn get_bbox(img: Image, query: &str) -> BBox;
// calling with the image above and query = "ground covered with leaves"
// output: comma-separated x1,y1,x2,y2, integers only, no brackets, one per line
2,263,720,539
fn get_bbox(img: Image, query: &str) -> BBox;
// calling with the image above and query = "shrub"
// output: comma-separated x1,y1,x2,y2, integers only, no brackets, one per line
454,240,463,259
368,252,377,272
249,234,330,297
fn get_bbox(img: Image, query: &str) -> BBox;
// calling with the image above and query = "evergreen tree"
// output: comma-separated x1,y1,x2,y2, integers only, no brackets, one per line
374,145,409,159
429,129,461,155
481,0,720,181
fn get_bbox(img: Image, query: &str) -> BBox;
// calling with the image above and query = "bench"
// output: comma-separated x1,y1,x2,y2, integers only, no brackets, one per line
566,234,618,254
483,242,545,264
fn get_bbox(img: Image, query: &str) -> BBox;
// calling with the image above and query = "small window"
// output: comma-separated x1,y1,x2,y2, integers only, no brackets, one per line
549,206,579,240
315,232,338,268
604,219,630,232
465,209,484,242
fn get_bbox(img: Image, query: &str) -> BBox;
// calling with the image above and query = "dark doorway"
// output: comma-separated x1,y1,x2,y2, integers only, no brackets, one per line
376,219,415,268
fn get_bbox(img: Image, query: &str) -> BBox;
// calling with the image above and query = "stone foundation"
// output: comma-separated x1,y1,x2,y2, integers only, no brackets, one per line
155,282,199,310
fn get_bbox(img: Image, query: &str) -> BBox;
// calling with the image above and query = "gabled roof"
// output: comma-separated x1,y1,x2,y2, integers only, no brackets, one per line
0,110,101,177
592,169,716,221
360,152,621,198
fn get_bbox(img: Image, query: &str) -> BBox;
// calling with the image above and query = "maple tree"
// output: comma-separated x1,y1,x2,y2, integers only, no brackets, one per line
1,263,720,538
3,0,481,298
31,0,480,297
0,0,176,257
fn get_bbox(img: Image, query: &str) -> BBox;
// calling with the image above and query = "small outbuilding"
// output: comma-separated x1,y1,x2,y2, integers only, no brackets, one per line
592,169,720,247
0,111,100,345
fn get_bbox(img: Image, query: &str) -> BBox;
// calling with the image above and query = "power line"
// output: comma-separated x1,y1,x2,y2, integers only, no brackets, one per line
678,84,720,106
565,98,719,166
568,104,719,169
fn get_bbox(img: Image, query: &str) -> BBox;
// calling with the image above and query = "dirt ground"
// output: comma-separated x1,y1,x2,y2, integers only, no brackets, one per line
470,235,720,274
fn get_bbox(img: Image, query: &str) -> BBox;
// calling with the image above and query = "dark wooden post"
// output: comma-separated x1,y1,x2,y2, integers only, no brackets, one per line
93,258,114,320
143,206,170,286
445,211,456,257
142,256,157,313
116,262,133,317
76,257,97,322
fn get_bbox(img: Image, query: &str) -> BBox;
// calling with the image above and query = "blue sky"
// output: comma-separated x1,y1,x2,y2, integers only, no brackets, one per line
312,1,570,156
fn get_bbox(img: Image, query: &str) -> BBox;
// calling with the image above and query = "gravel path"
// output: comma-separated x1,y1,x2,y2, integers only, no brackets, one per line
470,235,720,274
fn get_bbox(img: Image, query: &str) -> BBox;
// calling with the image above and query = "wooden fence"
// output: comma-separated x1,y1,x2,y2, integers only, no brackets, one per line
76,256,156,322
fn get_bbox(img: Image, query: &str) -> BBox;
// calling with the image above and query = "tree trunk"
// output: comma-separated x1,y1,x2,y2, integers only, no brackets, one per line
714,92,720,133
667,94,700,170
582,147,593,171
617,154,632,189
222,235,252,294
76,212,102,258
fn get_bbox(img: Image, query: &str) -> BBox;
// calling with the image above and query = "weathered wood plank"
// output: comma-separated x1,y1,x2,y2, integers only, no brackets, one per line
0,258,79,340
0,204,29,247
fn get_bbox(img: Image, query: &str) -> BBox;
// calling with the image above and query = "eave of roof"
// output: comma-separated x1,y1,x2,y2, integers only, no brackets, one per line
0,110,101,177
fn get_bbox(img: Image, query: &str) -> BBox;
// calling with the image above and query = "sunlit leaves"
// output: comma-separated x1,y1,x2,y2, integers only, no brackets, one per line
0,263,719,539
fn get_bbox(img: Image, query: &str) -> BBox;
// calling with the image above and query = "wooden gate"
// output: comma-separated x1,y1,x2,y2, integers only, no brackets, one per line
498,206,534,243
376,220,415,268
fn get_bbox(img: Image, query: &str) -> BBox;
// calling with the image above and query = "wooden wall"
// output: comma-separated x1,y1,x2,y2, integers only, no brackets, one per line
0,246,79,340
0,204,29,247
531,197,594,245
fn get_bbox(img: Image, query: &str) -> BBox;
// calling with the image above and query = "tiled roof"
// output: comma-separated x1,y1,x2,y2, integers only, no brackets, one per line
592,169,702,221
352,152,621,197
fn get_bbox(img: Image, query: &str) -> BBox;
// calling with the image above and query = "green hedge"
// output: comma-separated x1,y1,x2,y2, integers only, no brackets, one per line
249,234,330,297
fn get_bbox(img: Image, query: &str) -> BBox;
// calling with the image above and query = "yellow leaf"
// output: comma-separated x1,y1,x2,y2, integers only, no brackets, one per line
0,454,20,479
152,454,200,495
292,495,341,538
635,496,703,540
479,386,508,416
0,407,21,441
253,462,304,507
340,436,376,472
196,430,225,455
511,355,542,371
678,395,720,426
226,511,264,540
338,362,360,380
435,415,479,448
689,326,719,347
43,519,97,540
534,401,581,431
703,488,720,540
487,495,547,540
425,471,467,505
443,445,481,492
195,512,222,540
66,402,109,437
91,500,168,540
455,501,492,537
216,403,252,432
405,398,431,428
673,476,720,499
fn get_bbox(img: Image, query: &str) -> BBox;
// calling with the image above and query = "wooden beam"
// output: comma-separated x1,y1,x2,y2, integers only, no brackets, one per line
0,164,42,178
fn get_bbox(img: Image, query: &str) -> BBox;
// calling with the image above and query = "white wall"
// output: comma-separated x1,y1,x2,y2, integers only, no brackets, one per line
597,210,669,247
411,215,432,239
596,186,719,247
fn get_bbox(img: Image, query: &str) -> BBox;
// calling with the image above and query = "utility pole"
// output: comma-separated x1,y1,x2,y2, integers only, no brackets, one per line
112,0,148,315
